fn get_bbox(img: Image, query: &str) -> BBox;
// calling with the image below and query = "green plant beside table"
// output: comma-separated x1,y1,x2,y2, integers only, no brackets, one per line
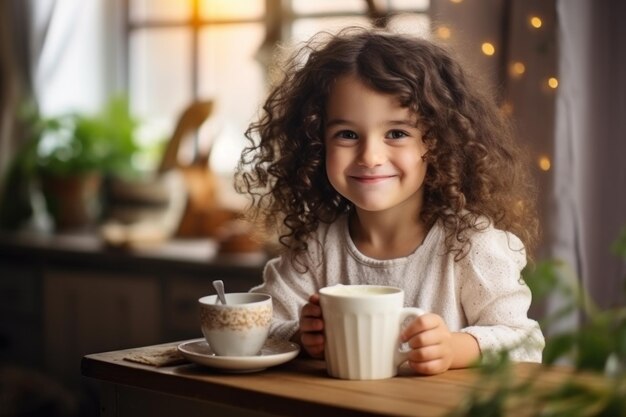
449,229,626,417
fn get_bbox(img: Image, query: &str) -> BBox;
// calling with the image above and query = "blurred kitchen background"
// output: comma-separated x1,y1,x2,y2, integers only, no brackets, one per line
0,0,624,416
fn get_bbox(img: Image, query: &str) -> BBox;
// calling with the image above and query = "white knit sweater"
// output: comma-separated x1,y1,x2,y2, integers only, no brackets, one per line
251,215,544,362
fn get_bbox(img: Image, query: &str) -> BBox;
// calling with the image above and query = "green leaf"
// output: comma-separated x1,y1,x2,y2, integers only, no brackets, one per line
610,226,626,260
522,259,562,299
32,95,143,177
543,333,576,365
617,316,626,361
597,395,626,417
576,316,614,371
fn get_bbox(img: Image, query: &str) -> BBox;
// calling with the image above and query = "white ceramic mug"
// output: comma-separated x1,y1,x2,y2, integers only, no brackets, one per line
198,292,272,356
319,285,423,380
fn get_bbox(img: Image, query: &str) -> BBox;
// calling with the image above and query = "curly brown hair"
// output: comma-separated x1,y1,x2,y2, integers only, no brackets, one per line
236,26,538,263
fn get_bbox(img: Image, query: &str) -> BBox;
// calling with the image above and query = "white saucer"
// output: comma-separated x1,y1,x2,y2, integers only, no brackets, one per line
177,338,300,373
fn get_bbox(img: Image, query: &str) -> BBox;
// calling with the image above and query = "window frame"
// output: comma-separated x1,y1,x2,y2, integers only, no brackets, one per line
122,0,430,167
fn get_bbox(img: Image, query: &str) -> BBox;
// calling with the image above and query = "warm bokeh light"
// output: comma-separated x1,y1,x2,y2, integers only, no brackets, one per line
510,61,526,78
436,26,451,40
530,16,543,28
200,0,264,20
450,0,463,3
548,77,559,89
500,101,514,116
481,42,495,56
538,156,551,171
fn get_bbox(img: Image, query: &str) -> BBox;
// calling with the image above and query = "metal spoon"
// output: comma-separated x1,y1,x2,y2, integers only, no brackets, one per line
212,280,227,305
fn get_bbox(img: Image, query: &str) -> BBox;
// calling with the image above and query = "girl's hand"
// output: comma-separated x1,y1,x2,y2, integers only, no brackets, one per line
298,294,325,358
401,313,480,375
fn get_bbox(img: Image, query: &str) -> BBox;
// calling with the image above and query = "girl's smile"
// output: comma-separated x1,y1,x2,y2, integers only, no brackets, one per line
349,173,398,184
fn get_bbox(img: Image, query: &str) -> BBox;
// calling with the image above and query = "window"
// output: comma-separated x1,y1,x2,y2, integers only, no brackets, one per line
125,0,430,178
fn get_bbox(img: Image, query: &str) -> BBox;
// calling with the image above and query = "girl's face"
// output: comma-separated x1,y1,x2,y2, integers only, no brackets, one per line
324,74,428,217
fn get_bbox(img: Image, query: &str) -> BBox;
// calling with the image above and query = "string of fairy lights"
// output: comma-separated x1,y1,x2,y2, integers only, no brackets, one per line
432,0,557,173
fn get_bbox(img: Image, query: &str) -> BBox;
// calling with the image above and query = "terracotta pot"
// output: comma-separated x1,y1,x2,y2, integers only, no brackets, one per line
40,173,102,231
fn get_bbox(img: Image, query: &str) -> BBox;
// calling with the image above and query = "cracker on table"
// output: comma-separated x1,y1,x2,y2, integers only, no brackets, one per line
123,345,187,367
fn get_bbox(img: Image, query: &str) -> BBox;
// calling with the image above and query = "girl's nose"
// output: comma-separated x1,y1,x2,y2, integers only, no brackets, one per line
357,138,386,167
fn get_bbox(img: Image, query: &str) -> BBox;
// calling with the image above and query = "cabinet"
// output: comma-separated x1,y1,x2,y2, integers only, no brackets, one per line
44,270,160,387
0,262,43,367
0,231,265,391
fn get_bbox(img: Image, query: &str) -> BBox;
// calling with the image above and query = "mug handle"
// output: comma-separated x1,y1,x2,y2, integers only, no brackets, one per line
394,307,425,367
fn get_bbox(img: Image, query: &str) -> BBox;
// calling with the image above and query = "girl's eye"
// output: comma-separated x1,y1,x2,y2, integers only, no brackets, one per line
387,130,409,140
336,130,358,140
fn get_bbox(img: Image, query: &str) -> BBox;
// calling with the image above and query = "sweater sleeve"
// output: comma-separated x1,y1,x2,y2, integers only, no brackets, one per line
250,250,321,341
458,229,545,363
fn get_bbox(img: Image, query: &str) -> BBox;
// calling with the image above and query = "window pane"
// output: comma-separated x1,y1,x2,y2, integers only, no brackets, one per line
130,0,191,21
200,0,264,20
292,0,366,14
291,16,371,45
198,23,265,175
129,28,192,143
387,13,431,38
389,0,430,11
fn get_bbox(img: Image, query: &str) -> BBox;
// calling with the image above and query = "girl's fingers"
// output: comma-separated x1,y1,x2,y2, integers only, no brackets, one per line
301,302,322,319
407,344,447,363
402,314,450,348
406,341,452,375
301,332,325,358
308,293,320,304
298,292,325,358
305,345,325,359
405,328,446,349
300,316,324,332
301,331,324,347
407,358,447,375
402,314,441,338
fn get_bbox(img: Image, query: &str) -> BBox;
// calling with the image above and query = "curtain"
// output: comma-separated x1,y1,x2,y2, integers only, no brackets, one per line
35,0,115,116
430,0,626,325
0,0,42,228
550,0,626,323
0,0,36,186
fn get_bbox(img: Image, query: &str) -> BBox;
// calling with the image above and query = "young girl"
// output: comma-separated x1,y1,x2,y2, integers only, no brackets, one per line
237,27,544,375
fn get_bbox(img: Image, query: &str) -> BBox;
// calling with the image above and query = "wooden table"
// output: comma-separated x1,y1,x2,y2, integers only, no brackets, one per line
81,341,575,417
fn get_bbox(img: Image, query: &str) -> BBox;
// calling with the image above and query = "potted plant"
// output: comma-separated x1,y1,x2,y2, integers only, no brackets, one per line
1,96,142,231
